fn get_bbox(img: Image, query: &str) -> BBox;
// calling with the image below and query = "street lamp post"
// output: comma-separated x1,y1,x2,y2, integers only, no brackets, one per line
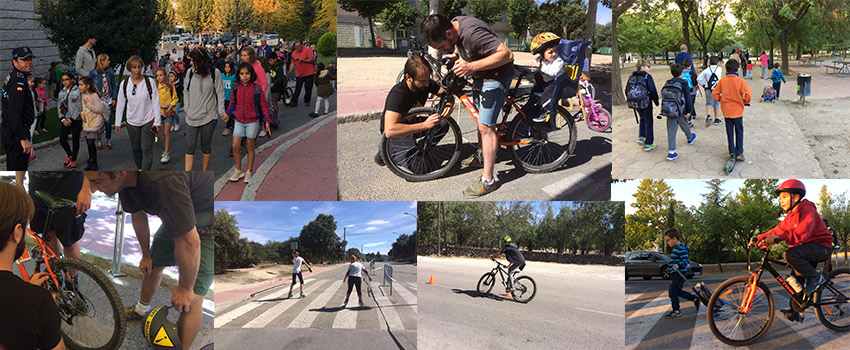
404,212,417,219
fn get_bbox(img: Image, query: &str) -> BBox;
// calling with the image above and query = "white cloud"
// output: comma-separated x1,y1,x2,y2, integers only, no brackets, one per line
314,202,337,215
290,206,299,214
367,220,390,225
228,210,243,216
345,224,355,228
364,241,390,248
409,202,417,209
241,230,271,244
364,227,378,232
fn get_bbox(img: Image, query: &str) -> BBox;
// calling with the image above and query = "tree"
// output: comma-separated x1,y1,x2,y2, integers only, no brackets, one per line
419,0,466,19
274,0,303,39
466,0,508,26
298,214,343,263
213,0,256,34
214,209,240,273
729,179,780,254
340,0,397,48
528,0,587,40
506,0,537,39
177,0,215,34
314,0,337,32
298,0,317,36
611,0,636,105
689,0,727,68
38,0,164,77
317,32,337,56
345,248,363,259
158,0,177,34
625,179,678,251
377,1,420,34
671,0,696,54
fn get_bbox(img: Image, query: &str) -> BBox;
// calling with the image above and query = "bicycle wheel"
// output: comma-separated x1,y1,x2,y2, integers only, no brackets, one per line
396,70,406,84
477,272,495,295
586,105,612,132
511,276,537,303
50,258,126,350
507,105,577,173
381,107,462,182
707,276,774,346
815,267,850,331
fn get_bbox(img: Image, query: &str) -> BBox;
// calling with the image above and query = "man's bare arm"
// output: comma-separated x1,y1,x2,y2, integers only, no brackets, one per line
173,228,201,291
470,43,513,72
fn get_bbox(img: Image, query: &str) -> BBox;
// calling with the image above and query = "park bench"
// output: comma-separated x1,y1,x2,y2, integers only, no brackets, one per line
825,64,843,74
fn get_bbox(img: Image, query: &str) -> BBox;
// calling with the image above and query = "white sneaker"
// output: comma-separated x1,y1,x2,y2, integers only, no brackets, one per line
160,153,170,163
258,130,267,137
228,170,244,182
173,123,180,131
243,171,252,183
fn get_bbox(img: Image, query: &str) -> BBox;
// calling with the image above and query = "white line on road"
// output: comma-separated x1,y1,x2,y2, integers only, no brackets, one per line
288,279,346,328
244,279,332,328
625,293,670,350
374,282,405,330
332,294,359,329
391,280,418,314
542,172,591,199
215,278,316,327
575,307,623,318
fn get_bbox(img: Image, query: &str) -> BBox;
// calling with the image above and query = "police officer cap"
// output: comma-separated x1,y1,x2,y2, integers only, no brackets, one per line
12,47,34,60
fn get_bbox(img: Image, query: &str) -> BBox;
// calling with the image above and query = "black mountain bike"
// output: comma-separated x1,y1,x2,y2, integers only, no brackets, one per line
707,238,849,346
477,258,537,303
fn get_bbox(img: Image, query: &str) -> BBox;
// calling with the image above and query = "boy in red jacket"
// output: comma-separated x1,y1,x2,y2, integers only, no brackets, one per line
753,179,833,322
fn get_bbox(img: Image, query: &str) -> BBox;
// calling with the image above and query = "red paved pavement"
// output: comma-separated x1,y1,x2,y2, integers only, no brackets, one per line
256,121,337,201
337,85,394,116
214,264,343,306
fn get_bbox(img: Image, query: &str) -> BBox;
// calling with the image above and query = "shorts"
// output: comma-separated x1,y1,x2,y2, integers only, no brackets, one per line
472,78,511,126
161,115,177,124
233,120,260,139
29,173,85,247
150,227,214,296
291,272,304,285
271,92,281,102
705,90,720,109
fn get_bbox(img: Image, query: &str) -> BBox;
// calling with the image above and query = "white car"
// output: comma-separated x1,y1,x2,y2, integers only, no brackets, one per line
253,34,280,48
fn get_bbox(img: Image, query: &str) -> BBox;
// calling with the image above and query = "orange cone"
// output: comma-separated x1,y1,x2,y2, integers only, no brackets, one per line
428,276,436,285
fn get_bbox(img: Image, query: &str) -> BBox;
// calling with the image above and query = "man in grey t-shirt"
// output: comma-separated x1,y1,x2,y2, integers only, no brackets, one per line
75,33,97,78
420,14,514,198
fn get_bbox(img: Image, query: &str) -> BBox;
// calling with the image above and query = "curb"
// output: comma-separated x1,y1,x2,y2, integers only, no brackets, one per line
337,111,382,124
0,137,61,165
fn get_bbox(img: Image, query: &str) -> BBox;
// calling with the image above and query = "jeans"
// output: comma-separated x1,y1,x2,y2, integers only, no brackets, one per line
669,272,697,311
724,117,744,155
666,116,692,152
59,119,82,161
761,66,768,79
292,75,314,104
637,107,654,145
186,119,217,155
104,106,114,140
126,120,155,170
472,78,511,126
785,243,832,279
773,81,782,99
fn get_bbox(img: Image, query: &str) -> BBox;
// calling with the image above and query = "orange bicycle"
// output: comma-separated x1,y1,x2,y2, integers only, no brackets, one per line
15,190,126,350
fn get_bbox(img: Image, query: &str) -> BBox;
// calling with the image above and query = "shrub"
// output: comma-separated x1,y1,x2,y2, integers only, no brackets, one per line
317,32,337,57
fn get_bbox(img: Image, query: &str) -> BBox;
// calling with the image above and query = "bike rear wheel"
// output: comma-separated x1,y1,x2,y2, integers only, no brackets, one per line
50,258,126,350
707,276,774,346
815,267,850,331
507,106,577,173
477,272,496,295
381,107,462,182
511,276,537,303
586,105,612,132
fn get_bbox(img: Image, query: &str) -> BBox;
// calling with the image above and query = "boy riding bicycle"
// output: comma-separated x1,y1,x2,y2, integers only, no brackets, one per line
490,236,525,293
752,179,833,322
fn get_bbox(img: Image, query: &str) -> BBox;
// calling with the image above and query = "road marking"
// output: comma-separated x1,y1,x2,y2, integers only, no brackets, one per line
288,278,346,328
332,298,359,329
374,282,405,330
392,280,418,314
215,277,318,327
575,307,622,317
243,279,332,328
625,293,670,350
542,172,591,199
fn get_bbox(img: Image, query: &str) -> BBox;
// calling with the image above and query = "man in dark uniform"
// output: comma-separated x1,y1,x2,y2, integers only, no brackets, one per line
491,235,526,293
1,47,36,170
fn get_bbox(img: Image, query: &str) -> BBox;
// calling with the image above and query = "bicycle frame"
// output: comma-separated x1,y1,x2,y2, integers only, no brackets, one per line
15,210,70,298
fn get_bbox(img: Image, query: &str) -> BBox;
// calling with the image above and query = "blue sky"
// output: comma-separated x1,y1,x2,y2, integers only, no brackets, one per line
613,180,850,215
215,201,418,255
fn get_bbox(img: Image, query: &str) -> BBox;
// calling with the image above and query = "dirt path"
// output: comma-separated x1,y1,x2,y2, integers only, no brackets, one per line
215,263,337,294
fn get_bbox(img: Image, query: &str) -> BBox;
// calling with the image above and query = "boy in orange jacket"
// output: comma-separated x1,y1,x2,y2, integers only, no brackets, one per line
712,59,752,163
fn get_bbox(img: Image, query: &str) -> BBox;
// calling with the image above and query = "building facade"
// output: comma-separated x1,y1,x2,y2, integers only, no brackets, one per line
0,0,61,84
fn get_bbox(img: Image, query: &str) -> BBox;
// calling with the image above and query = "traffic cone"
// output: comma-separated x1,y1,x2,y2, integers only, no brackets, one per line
428,276,435,285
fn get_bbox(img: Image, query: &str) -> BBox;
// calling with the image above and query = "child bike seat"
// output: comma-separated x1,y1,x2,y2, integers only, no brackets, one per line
34,190,76,210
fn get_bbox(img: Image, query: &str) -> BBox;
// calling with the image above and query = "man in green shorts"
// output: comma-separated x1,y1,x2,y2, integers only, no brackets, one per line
84,171,213,350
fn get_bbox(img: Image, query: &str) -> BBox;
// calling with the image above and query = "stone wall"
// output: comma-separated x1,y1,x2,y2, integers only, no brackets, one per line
0,0,61,81
419,243,625,266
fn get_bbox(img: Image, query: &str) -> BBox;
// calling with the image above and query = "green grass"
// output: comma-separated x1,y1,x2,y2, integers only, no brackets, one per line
0,108,62,156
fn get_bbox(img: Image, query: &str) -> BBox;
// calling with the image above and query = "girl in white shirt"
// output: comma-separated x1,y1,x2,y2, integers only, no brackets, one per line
115,55,160,170
342,255,372,307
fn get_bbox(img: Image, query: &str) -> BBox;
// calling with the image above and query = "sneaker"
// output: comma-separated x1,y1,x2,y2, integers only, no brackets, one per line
309,112,319,118
228,170,245,182
258,130,267,137
28,154,38,163
160,152,170,164
803,273,825,293
781,308,805,323
666,152,678,161
532,113,550,123
374,151,385,166
688,132,697,145
63,155,72,167
243,171,252,183
170,124,177,132
40,128,47,133
173,123,180,132
460,153,483,168
664,310,682,318
33,129,39,136
125,306,145,321
342,298,349,306
68,161,77,170
359,300,364,307
96,140,103,150
643,143,656,152
694,299,701,312
288,291,293,298
637,137,645,145
714,118,722,126
705,116,712,127
222,128,232,137
462,177,495,198
83,161,98,171
300,292,305,298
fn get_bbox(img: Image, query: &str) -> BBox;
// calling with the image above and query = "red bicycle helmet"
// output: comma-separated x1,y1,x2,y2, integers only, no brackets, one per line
775,179,806,197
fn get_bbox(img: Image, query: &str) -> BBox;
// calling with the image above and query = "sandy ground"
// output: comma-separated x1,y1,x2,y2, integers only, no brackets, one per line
215,263,334,294
787,97,850,178
340,52,612,88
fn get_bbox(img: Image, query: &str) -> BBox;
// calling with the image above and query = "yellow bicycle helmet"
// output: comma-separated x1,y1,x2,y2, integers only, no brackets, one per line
531,32,561,55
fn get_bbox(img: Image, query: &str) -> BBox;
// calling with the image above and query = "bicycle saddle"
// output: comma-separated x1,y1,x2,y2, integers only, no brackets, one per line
34,190,76,210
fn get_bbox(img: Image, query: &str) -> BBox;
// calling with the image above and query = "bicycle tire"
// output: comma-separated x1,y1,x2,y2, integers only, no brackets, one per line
507,105,576,173
815,267,850,331
381,107,462,182
586,105,612,132
51,257,126,350
707,276,774,346
511,276,537,303
477,272,495,295
396,70,406,85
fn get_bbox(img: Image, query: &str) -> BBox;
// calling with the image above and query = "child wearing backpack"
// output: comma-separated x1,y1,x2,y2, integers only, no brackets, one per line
770,63,786,100
681,60,699,127
223,63,270,184
664,228,700,318
78,77,107,170
625,59,659,151
155,68,179,164
697,56,723,126
660,64,696,161
712,59,752,162
310,62,336,118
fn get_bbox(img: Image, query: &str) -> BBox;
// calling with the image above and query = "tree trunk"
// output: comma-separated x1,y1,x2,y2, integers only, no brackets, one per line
585,0,597,65
796,43,802,60
779,33,790,74
367,16,376,48
612,13,624,105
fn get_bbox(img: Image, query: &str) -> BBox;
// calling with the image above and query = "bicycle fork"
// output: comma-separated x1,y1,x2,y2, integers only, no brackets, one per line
740,272,760,313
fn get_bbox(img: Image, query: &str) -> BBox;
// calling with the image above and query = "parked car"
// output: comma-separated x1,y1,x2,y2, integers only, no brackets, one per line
253,34,281,47
625,250,702,280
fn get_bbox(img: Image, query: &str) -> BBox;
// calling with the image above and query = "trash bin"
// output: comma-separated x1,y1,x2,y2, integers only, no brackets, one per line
376,39,382,48
797,74,811,96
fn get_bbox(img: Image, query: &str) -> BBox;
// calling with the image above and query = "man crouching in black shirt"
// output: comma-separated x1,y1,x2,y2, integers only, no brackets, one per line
0,181,65,350
374,55,454,166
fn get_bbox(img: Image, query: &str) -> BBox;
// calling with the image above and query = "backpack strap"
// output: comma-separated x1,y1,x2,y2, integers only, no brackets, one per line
253,84,265,122
144,76,153,101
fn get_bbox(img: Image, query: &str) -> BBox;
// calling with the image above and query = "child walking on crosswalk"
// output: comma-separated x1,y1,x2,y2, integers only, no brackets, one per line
342,255,373,307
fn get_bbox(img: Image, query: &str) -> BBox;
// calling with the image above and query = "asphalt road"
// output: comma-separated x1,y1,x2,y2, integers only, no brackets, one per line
215,261,417,350
417,256,624,350
336,108,611,201
626,270,850,349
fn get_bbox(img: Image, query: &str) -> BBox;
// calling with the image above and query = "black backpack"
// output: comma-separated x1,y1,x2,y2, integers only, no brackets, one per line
705,67,720,91
660,80,686,118
121,76,153,118
626,73,651,109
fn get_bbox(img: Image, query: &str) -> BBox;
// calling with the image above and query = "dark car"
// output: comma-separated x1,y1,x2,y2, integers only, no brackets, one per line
625,250,702,280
